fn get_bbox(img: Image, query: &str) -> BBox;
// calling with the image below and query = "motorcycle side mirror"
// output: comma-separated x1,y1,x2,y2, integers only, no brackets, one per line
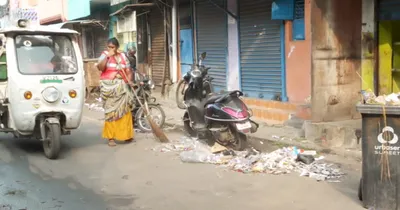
200,52,207,60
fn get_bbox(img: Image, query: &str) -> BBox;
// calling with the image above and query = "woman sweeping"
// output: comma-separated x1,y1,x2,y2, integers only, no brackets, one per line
97,38,134,146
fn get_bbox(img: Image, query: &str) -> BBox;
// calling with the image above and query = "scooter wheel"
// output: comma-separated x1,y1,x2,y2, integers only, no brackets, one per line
176,80,187,110
232,130,247,151
42,123,61,160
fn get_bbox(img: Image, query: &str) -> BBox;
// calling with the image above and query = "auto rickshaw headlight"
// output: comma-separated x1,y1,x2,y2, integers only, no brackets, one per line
69,90,77,98
24,91,32,100
42,87,60,103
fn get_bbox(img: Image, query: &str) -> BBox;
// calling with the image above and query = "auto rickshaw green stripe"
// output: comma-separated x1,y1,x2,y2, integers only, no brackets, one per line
40,79,63,84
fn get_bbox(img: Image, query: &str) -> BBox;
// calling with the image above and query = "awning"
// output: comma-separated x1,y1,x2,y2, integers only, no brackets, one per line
109,3,155,17
49,20,104,29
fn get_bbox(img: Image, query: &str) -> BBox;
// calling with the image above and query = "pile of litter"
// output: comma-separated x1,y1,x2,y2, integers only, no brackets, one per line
85,98,104,112
153,137,345,182
361,89,400,105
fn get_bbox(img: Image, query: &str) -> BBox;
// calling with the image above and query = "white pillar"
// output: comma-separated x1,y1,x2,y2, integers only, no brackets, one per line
227,0,239,91
171,0,178,83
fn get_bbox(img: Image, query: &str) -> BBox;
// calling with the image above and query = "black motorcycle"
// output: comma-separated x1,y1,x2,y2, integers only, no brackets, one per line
182,52,259,150
176,55,214,109
131,72,166,132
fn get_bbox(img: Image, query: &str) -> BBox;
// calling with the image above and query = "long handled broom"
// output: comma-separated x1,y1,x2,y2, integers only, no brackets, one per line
120,69,169,143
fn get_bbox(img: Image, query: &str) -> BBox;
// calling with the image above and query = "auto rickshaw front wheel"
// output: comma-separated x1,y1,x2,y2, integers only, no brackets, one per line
42,123,61,160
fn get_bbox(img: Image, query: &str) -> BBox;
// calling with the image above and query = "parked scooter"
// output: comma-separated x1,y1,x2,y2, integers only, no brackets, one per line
182,52,259,150
175,56,214,109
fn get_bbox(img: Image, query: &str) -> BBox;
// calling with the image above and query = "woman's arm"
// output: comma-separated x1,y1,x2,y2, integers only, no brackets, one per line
96,52,108,72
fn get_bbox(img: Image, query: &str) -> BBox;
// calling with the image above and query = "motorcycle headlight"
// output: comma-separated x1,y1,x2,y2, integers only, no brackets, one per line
148,79,155,89
191,70,201,78
42,87,60,103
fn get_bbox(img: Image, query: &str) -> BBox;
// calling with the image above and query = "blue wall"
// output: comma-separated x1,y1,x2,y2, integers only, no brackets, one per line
180,29,194,77
67,0,91,20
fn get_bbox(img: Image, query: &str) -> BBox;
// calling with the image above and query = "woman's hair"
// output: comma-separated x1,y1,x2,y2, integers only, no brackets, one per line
107,37,120,48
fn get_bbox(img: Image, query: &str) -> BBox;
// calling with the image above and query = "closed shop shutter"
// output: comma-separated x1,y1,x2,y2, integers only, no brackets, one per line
239,0,283,100
82,26,109,59
149,9,166,86
93,26,109,58
196,0,228,91
83,27,95,59
379,0,400,20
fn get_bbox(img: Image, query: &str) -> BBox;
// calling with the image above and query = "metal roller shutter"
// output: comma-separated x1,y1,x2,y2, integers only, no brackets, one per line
380,0,400,20
149,9,166,85
239,0,283,100
196,0,228,91
93,26,109,59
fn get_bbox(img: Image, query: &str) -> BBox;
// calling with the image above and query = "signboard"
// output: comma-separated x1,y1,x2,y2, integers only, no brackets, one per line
10,8,39,25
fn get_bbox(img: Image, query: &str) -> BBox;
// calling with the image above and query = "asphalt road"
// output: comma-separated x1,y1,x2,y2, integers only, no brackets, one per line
0,114,365,210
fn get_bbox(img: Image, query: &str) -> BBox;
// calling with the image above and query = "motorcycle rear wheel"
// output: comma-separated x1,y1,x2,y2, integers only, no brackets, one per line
135,104,166,133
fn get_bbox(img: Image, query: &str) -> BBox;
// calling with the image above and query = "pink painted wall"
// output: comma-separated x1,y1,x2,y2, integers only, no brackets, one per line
18,0,38,8
284,0,312,103
37,0,68,24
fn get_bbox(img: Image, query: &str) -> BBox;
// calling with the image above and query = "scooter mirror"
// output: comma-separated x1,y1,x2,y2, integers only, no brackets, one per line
200,52,207,60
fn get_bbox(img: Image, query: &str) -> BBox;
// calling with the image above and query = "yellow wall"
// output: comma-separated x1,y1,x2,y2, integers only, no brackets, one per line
392,21,400,92
379,21,393,94
378,21,400,94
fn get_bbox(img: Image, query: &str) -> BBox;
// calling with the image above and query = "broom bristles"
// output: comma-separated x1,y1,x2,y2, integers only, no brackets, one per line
146,115,169,143
119,68,170,143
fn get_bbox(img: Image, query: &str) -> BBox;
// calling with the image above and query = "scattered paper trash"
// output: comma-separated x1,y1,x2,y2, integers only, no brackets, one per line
153,137,345,182
85,98,105,112
272,135,280,140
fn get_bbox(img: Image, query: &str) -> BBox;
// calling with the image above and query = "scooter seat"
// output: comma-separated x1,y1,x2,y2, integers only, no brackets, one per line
205,93,226,105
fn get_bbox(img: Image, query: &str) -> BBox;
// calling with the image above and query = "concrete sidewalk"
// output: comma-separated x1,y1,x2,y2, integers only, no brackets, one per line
152,92,362,161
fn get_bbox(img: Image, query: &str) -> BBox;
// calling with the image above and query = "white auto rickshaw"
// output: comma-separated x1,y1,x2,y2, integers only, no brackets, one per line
0,19,85,159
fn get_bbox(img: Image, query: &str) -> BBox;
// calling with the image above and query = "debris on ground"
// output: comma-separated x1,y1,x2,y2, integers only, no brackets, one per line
153,137,345,182
85,97,104,112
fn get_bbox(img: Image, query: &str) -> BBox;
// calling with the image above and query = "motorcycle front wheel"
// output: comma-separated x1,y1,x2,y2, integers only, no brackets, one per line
135,104,166,133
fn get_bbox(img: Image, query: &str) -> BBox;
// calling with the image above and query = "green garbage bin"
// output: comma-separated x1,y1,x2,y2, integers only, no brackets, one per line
357,104,400,209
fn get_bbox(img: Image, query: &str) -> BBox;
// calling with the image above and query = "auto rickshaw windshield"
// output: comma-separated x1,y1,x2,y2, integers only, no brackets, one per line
15,34,78,75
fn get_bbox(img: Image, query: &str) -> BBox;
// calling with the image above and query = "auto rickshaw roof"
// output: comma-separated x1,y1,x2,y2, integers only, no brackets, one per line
0,25,79,35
